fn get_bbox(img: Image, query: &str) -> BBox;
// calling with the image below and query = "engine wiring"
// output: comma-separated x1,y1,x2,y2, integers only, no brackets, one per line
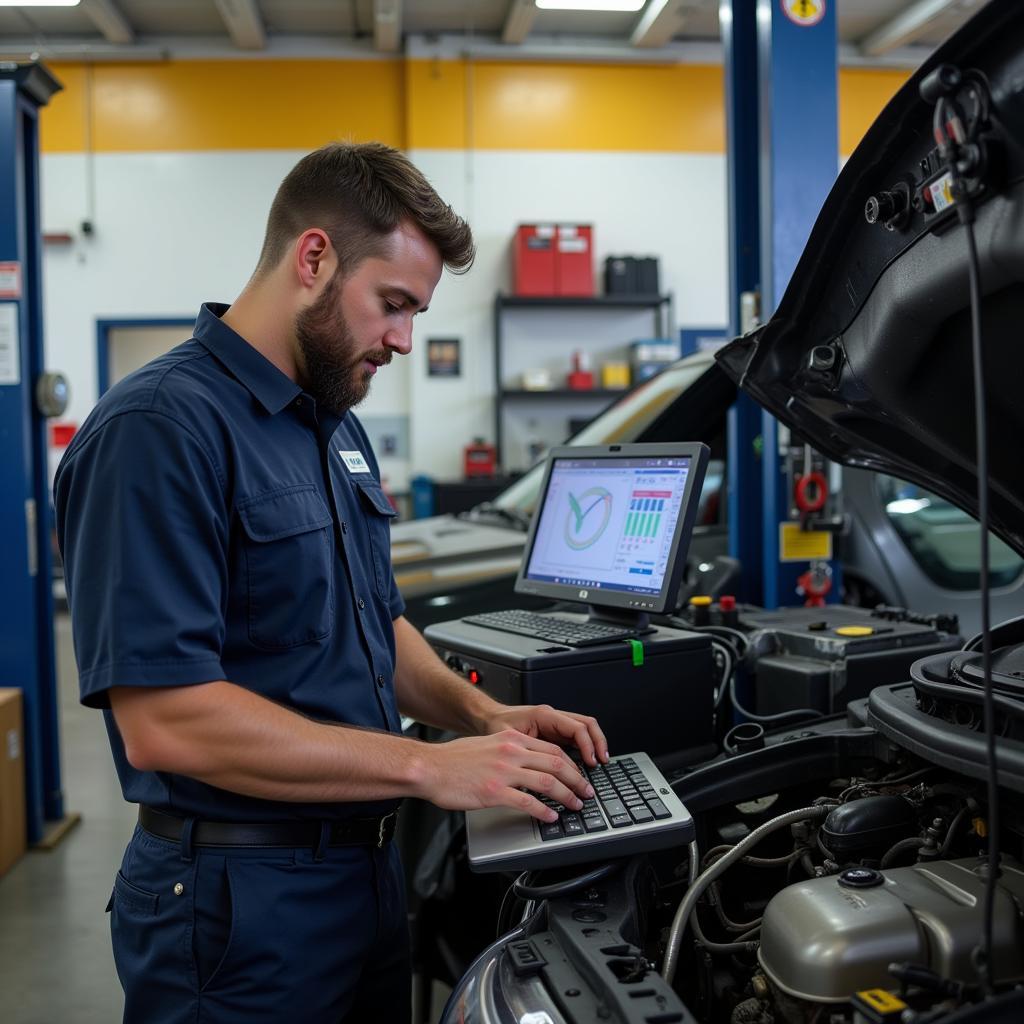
661,805,831,985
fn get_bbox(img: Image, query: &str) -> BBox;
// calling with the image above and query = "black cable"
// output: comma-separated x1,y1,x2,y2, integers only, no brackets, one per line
710,639,735,710
728,672,824,724
879,836,925,869
940,805,971,858
935,79,1002,985
511,861,621,901
964,212,1000,996
496,879,522,939
692,624,750,653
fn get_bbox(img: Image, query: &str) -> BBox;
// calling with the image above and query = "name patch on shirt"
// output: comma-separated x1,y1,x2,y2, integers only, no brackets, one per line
338,450,371,474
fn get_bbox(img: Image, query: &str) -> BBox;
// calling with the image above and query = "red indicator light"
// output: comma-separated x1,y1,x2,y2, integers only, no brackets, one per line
468,669,480,685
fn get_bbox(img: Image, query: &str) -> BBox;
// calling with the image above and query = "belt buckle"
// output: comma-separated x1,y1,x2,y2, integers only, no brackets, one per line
378,811,394,848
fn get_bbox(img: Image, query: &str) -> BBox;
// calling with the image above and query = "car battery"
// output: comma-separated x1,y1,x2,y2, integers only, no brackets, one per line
425,616,716,765
736,605,962,716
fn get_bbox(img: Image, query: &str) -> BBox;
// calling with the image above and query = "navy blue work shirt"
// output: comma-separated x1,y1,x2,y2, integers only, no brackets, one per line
54,303,405,822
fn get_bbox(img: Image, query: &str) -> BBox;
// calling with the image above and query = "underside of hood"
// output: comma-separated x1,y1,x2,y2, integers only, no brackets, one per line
716,0,1024,557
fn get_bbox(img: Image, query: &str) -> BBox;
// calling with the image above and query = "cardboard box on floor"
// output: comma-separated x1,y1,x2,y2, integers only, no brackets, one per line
0,688,26,878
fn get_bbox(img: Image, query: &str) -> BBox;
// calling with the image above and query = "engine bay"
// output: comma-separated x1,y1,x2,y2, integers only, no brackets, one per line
436,666,1024,1024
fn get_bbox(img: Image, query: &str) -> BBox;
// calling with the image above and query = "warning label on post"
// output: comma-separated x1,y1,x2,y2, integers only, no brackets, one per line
779,522,833,562
0,262,21,299
781,0,826,27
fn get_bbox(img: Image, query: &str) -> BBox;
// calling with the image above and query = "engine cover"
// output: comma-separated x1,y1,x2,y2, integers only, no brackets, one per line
758,857,1024,1002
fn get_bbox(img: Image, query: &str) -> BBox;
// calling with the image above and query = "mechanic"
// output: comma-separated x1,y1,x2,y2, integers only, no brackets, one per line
54,141,607,1024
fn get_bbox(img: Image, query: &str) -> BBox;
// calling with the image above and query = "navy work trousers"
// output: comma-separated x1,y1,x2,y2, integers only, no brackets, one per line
106,824,411,1023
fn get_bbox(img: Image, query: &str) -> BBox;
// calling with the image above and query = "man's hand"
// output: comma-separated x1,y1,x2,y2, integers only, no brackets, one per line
413,729,595,823
482,704,609,769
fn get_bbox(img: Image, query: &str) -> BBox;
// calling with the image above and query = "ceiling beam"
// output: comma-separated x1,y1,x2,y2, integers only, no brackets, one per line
502,0,538,45
631,0,688,49
213,0,266,51
860,0,961,57
80,0,133,46
373,0,402,53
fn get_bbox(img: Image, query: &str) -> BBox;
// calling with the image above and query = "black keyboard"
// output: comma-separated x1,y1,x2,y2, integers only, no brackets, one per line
463,609,652,647
466,751,694,872
538,753,671,841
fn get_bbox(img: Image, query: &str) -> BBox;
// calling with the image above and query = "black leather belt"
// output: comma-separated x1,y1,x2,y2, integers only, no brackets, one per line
139,805,398,850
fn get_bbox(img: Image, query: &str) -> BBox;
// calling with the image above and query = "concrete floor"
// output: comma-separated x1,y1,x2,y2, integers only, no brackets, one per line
0,613,450,1023
0,613,135,1023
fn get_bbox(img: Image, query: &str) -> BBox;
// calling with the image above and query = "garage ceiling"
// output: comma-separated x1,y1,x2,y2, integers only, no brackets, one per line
0,0,991,64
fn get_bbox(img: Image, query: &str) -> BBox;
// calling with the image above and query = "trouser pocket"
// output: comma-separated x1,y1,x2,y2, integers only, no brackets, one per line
110,830,198,1024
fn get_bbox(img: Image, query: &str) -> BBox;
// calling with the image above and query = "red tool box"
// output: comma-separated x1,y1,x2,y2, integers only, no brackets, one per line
513,224,593,297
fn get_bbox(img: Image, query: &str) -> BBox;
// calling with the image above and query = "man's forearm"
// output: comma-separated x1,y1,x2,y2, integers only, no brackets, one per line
392,614,505,734
111,680,430,804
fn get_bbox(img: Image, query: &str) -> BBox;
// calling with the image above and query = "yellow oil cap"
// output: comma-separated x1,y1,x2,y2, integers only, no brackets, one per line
689,596,712,607
852,989,907,1021
835,625,874,637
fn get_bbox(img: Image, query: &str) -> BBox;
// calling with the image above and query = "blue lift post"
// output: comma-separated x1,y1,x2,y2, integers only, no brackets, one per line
722,0,763,605
724,0,842,607
0,64,65,844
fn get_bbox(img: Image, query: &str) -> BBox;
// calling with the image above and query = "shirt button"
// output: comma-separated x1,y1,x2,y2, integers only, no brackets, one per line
294,398,303,408
376,674,386,688
357,598,365,609
341,521,348,534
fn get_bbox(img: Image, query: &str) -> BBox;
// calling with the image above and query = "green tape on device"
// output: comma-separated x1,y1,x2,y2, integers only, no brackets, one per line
626,638,644,667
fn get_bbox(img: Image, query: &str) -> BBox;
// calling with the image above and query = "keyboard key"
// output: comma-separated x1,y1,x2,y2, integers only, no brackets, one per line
583,816,608,832
609,813,632,828
562,814,585,836
539,822,563,841
646,798,671,820
630,806,654,824
603,798,627,818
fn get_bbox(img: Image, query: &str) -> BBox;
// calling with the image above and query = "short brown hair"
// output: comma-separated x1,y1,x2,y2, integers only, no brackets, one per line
256,141,474,277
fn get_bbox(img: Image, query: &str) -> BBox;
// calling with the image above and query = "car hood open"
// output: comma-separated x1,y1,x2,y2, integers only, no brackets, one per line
716,0,1024,557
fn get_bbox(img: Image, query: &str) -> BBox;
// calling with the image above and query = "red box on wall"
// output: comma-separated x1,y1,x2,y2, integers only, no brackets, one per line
513,224,557,296
555,224,593,296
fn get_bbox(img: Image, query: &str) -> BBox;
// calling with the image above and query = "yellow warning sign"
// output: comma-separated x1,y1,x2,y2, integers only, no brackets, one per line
782,0,826,27
779,522,833,562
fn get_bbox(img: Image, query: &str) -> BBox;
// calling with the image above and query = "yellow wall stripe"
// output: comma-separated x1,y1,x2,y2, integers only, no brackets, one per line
469,62,725,153
43,60,405,153
839,68,910,155
41,58,910,156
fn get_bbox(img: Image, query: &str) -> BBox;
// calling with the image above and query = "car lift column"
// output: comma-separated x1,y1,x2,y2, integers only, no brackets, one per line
723,0,841,607
0,64,66,844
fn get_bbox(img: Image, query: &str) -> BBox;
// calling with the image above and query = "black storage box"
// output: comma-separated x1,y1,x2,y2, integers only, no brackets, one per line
425,616,716,765
603,256,660,296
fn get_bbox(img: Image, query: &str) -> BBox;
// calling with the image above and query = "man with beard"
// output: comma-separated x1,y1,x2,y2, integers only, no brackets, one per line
54,142,608,1024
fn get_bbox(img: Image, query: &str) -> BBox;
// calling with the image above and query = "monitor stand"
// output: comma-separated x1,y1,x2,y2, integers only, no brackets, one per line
585,605,654,633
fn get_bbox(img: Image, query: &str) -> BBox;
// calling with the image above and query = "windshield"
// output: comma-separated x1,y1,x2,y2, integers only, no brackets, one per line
876,475,1024,590
493,354,715,515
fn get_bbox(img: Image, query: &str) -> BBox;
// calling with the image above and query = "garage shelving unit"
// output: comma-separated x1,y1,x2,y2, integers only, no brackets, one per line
493,292,673,471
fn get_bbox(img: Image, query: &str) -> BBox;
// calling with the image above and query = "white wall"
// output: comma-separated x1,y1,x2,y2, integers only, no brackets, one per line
41,148,728,489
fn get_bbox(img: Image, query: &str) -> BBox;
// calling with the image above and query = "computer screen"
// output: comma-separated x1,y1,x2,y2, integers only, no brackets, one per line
514,442,709,618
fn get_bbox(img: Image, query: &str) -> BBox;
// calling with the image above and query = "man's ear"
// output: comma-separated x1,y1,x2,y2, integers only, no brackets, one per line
294,229,336,291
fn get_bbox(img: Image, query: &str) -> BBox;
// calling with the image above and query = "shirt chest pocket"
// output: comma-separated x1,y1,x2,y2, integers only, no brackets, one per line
237,486,335,649
354,479,398,602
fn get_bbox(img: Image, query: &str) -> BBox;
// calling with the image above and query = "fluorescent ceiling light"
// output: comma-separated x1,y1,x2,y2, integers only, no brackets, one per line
537,1,645,11
0,1,82,6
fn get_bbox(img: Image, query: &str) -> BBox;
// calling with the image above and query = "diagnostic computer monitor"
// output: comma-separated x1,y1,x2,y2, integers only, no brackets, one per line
514,442,710,624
